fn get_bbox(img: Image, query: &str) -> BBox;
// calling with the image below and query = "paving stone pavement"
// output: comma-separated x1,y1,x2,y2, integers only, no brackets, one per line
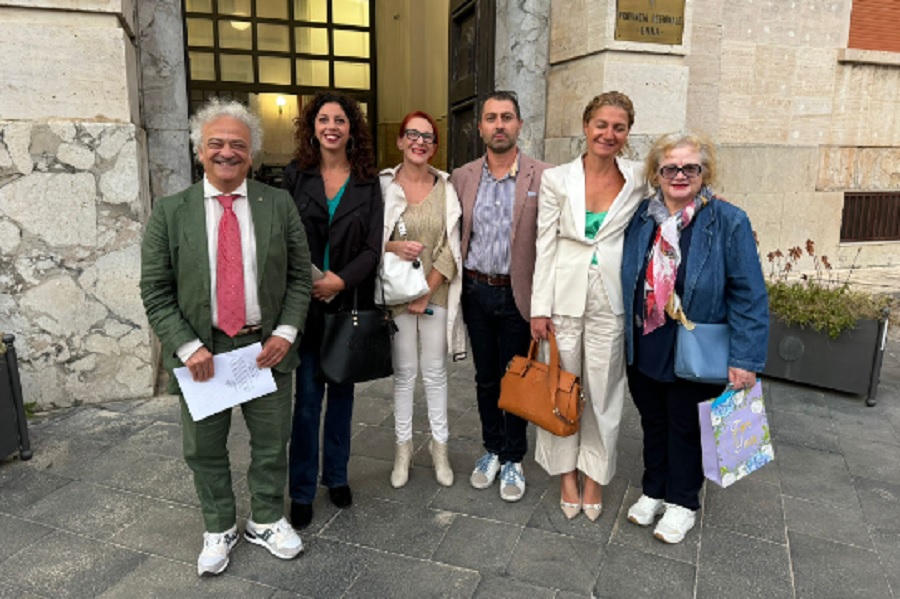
2,346,900,598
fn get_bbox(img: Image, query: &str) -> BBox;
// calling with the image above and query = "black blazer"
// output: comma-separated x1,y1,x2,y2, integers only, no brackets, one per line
284,161,384,347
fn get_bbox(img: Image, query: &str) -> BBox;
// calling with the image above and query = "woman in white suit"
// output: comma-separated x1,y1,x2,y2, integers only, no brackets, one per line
531,92,647,521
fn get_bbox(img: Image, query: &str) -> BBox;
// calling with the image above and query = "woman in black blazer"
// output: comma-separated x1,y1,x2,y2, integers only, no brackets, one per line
283,91,383,530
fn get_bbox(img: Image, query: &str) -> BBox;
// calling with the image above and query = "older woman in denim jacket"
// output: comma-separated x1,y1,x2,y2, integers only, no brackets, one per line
620,131,768,544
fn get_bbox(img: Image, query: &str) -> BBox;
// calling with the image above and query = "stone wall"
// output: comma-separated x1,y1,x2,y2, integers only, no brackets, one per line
0,2,153,407
683,0,900,267
542,0,900,267
0,122,153,407
543,0,691,166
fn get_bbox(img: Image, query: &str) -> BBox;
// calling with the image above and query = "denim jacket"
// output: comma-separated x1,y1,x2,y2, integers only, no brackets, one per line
621,198,769,373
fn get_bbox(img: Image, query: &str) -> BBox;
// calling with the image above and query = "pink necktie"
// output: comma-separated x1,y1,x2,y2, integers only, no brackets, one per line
216,194,245,337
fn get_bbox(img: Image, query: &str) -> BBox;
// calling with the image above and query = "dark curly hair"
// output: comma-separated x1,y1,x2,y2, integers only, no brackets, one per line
292,91,376,180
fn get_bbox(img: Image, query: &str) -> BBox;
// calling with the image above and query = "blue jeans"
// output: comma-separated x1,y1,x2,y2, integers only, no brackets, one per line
461,274,530,464
289,345,355,503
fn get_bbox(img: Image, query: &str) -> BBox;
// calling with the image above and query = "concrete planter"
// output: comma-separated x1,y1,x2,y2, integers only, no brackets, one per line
763,315,890,406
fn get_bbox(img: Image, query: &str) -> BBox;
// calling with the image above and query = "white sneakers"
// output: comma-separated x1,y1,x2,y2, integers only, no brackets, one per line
470,453,526,502
198,517,303,576
653,504,696,544
470,452,501,489
245,516,304,559
499,462,526,502
627,495,665,526
627,496,696,544
197,526,240,576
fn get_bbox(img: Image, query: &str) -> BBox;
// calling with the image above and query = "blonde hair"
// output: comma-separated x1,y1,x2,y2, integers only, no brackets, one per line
644,131,718,189
581,91,635,128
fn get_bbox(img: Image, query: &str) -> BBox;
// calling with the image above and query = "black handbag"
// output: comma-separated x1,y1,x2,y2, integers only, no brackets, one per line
320,289,396,384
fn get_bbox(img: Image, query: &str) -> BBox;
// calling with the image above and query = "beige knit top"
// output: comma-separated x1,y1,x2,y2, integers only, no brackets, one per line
388,181,457,317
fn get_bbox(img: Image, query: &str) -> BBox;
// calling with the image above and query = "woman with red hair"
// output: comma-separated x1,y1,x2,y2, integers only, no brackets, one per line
379,111,464,489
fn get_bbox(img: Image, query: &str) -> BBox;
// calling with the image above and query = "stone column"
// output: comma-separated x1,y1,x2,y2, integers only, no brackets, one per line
495,0,551,161
137,0,193,199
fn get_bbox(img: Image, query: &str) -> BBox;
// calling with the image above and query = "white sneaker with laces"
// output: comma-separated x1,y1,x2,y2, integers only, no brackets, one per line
653,503,696,544
470,452,501,489
499,462,526,502
627,495,665,526
197,525,239,576
245,516,304,559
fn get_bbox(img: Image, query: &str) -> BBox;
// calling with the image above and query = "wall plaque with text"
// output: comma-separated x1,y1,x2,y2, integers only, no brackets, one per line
615,0,686,45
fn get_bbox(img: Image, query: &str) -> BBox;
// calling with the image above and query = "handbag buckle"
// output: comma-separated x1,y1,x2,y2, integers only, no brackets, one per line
553,388,585,427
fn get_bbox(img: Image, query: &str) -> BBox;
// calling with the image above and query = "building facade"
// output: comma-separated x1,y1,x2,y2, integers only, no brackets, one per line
1,0,897,406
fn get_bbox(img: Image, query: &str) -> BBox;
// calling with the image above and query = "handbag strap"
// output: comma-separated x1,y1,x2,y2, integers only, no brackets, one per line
547,332,562,406
397,215,410,240
545,332,584,426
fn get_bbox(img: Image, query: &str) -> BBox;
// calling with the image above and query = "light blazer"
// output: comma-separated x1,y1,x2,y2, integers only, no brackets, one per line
450,152,551,320
531,155,647,319
141,179,312,394
379,164,466,357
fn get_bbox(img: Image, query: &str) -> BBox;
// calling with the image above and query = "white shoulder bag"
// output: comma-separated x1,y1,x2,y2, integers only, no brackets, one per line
375,215,430,305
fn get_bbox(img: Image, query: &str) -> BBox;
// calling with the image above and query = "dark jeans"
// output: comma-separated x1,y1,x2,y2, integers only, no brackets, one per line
289,344,355,504
626,365,724,510
461,274,531,464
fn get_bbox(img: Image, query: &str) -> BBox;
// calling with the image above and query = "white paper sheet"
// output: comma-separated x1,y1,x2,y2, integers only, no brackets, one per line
174,342,278,421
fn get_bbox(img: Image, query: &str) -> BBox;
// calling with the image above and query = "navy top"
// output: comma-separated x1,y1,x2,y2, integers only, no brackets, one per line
632,222,695,382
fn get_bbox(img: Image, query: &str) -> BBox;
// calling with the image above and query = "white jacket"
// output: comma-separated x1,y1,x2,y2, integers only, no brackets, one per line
531,155,647,318
379,164,466,359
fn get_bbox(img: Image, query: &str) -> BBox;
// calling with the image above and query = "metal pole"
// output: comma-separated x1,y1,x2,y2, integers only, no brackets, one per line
3,334,32,460
866,312,890,407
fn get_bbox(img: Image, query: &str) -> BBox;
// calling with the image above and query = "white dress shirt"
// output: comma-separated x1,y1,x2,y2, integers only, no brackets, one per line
176,176,298,364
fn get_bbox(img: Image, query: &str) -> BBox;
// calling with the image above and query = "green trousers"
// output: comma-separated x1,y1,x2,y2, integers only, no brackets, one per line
179,330,293,533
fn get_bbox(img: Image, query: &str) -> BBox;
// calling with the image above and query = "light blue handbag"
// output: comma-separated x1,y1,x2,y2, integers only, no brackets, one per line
675,322,730,384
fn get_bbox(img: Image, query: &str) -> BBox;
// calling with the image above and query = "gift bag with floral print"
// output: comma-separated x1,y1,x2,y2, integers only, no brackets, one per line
698,381,774,488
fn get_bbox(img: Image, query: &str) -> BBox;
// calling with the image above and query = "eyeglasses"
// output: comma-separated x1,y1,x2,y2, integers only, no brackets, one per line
403,129,437,145
658,164,703,180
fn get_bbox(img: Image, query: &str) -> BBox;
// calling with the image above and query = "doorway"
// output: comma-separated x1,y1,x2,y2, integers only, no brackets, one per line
183,0,452,173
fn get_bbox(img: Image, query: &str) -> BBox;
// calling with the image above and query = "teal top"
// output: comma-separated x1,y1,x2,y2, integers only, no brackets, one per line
586,210,607,266
323,179,350,272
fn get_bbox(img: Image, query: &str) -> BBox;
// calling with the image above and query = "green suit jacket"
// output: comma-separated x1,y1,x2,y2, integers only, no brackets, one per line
140,179,312,394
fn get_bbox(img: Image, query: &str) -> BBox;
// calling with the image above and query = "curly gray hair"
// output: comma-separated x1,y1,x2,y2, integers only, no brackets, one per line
189,98,263,157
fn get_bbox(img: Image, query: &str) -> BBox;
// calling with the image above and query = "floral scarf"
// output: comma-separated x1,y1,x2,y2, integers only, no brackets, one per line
642,185,714,335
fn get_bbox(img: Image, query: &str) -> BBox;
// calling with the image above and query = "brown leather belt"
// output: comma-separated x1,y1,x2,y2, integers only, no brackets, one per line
231,325,262,336
464,268,511,286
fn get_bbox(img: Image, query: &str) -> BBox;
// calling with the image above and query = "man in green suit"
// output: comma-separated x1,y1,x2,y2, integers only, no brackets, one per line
140,99,312,576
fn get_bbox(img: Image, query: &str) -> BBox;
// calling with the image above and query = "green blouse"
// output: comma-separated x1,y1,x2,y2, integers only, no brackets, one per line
586,210,607,266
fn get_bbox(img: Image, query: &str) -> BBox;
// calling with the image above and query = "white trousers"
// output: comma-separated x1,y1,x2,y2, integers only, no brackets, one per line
534,265,626,485
391,305,449,444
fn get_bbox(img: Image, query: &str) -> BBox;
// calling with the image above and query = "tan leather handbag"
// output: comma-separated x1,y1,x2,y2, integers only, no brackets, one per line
498,333,584,437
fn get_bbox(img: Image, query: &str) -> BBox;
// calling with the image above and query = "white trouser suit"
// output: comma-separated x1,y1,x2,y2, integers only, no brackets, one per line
530,156,647,485
534,264,625,484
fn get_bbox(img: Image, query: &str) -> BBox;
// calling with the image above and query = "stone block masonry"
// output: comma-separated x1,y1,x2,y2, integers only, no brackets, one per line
0,121,154,408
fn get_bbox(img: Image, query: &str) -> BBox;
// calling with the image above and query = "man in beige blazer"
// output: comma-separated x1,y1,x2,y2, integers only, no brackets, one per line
450,91,551,502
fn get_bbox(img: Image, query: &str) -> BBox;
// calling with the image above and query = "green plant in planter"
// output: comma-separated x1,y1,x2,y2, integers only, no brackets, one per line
765,240,892,339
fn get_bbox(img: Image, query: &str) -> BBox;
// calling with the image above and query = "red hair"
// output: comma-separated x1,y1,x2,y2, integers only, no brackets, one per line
398,111,440,148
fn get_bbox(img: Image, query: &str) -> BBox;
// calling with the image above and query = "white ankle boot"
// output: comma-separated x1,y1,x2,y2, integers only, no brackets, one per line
390,440,414,488
429,439,454,487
